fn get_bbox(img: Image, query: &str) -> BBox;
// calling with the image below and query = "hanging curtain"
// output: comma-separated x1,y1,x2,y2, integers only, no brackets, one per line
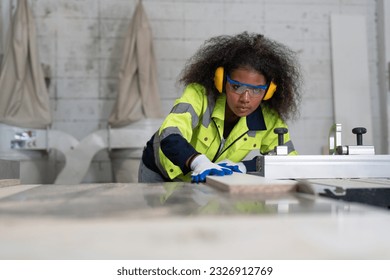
108,0,162,128
0,0,51,129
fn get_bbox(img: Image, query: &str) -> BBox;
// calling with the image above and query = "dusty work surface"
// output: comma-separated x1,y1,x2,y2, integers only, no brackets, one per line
1,181,390,259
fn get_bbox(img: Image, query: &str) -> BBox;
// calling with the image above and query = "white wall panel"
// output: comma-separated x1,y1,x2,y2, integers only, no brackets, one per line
330,14,373,146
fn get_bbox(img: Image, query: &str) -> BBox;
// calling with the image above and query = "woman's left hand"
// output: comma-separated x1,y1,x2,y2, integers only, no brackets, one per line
217,160,247,174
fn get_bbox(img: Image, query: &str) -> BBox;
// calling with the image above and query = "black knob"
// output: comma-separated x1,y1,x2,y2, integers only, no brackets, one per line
352,127,367,146
274,128,288,145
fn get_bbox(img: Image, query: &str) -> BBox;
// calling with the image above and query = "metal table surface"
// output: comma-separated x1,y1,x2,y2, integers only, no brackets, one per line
1,182,390,259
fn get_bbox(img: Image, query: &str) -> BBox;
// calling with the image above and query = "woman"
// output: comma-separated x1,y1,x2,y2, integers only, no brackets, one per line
139,32,302,183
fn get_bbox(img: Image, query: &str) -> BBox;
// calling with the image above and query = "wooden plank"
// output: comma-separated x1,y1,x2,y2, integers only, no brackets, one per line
206,173,298,194
330,14,373,146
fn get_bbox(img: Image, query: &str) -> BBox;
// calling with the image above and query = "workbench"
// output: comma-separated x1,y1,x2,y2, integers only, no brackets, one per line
1,177,390,260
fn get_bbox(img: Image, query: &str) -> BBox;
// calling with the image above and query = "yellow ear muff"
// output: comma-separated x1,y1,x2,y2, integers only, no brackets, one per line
214,67,225,93
263,81,277,100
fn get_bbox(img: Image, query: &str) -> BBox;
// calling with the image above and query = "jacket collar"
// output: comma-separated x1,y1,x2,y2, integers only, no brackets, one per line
212,94,226,120
246,105,267,131
213,95,267,131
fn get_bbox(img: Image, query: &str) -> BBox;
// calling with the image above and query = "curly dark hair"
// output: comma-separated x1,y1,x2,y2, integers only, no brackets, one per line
179,32,302,121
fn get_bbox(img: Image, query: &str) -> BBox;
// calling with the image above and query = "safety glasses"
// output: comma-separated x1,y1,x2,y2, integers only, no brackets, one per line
226,75,268,97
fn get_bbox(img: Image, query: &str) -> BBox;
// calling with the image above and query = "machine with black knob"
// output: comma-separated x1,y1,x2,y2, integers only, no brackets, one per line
273,127,289,155
332,125,375,155
353,127,366,145
253,123,389,179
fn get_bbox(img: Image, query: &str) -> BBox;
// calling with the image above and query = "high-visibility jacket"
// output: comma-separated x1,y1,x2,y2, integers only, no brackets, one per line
142,83,296,182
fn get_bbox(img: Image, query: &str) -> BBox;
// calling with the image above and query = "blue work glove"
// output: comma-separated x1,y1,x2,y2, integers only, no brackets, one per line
217,159,247,174
190,154,233,183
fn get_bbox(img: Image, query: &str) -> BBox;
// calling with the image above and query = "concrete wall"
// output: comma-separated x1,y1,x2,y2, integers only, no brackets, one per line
0,0,382,183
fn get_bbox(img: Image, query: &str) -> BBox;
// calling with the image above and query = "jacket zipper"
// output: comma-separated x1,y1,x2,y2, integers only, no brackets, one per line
211,119,248,162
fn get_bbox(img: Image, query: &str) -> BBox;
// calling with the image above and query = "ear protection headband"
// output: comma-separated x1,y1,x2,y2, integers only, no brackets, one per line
214,66,277,100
